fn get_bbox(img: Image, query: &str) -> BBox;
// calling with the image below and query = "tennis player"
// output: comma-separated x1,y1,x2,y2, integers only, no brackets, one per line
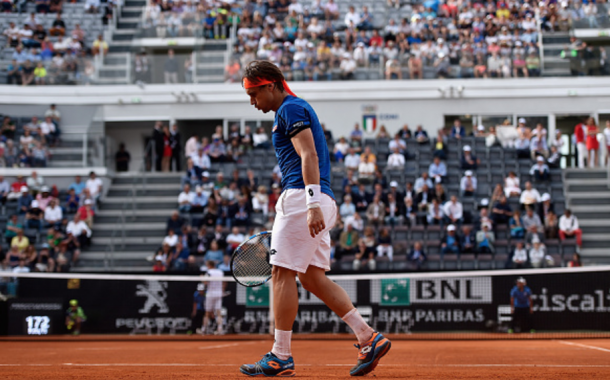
203,261,225,335
240,60,391,377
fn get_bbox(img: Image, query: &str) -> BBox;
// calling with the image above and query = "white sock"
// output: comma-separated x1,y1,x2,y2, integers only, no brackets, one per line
271,329,292,360
342,308,374,345
215,314,223,333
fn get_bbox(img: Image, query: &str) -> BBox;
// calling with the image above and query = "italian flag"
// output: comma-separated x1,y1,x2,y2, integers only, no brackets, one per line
362,115,377,133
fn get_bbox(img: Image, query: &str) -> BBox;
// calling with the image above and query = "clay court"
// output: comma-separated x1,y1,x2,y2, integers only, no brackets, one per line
1,337,610,379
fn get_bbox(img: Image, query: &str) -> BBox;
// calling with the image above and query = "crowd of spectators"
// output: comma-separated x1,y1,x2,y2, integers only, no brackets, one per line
218,0,553,82
1,171,101,274
1,2,113,85
150,114,581,273
0,105,61,168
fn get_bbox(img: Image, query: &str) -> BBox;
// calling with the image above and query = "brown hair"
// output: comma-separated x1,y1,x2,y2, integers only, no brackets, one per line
242,60,286,92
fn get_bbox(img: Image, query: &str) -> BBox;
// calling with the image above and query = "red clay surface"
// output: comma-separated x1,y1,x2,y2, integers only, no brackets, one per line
1,338,610,379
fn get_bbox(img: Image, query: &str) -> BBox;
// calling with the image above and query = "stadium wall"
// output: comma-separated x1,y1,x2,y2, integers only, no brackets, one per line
1,78,610,140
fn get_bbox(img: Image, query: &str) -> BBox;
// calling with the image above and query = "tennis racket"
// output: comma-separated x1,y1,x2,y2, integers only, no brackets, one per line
230,231,272,288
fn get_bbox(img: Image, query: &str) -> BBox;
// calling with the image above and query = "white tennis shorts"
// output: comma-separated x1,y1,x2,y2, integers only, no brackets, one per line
270,189,337,273
205,296,222,312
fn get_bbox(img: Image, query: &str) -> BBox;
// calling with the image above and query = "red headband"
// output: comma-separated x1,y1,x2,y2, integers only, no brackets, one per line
243,77,297,97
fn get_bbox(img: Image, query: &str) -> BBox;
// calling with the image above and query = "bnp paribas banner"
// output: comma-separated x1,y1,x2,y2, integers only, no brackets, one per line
11,270,610,335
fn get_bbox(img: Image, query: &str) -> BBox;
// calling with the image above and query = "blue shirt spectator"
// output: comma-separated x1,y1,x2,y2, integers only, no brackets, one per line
204,249,223,264
69,176,86,196
12,48,29,63
428,158,447,179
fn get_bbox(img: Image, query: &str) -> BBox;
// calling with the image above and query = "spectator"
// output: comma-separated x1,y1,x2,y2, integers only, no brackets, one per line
65,189,80,214
366,195,385,227
460,170,477,197
25,200,43,230
574,118,587,169
252,185,269,216
441,224,461,256
605,121,610,167
39,116,56,145
414,172,433,193
492,195,513,225
460,225,476,254
407,241,426,270
163,228,178,248
338,223,359,258
161,125,172,171
333,137,349,161
443,195,463,226
153,256,166,272
91,34,108,56
537,193,554,223
522,206,543,235
504,171,521,198
388,133,406,154
17,186,33,214
544,210,558,239
461,145,480,170
69,175,86,196
510,241,528,269
166,211,184,234
585,117,600,168
384,192,403,226
115,143,131,172
515,134,531,159
415,184,433,212
530,156,550,181
547,146,561,168
386,147,405,169
178,184,195,213
4,214,22,247
413,125,429,144
376,227,393,261
433,183,447,204
358,146,376,178
252,127,270,149
191,186,209,214
85,171,103,203
43,198,62,229
530,130,549,160
428,156,447,184
233,198,250,227
0,176,8,205
451,119,466,139
519,181,541,208
559,209,582,247
476,222,495,254
339,195,356,219
427,198,443,226
344,147,360,171
77,199,95,228
26,171,44,194
353,238,375,271
11,228,30,253
225,227,245,255
208,137,227,163
528,235,546,268
66,213,91,250
568,253,582,268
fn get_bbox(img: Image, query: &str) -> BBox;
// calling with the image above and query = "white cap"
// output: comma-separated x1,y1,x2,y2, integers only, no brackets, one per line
307,42,314,48
480,198,489,206
31,200,39,208
197,283,205,291
21,186,29,192
477,125,485,131
437,37,444,43
537,156,545,162
390,181,398,188
541,193,551,201
517,277,527,284
518,118,526,124
41,186,50,192
531,235,540,243
202,171,210,177
465,170,473,176
483,222,492,229
196,186,203,192
357,42,365,47
84,199,93,205
447,224,456,231
155,255,164,262
463,145,471,151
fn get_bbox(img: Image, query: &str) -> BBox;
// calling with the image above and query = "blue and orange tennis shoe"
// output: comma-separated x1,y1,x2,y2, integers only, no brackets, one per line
240,352,296,377
350,331,391,376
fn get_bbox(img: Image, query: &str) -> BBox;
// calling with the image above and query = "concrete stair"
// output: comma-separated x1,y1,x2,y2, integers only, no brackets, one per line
74,172,182,272
564,168,610,264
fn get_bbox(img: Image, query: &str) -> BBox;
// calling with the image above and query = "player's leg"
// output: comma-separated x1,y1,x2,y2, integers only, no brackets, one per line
214,297,224,334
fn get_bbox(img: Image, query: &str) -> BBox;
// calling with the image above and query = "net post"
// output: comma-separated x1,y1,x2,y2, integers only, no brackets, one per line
268,278,274,335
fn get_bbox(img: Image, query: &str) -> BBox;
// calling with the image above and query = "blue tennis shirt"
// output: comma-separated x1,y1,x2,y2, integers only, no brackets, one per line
510,285,532,308
273,95,334,200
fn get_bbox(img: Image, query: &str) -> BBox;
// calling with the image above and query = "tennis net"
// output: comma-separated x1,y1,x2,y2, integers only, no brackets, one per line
4,266,610,338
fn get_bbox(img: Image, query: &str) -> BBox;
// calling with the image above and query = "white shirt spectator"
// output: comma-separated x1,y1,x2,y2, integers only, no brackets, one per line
388,139,406,153
344,10,361,27
344,214,363,231
559,214,580,232
226,232,245,246
86,177,103,198
414,176,434,193
443,200,463,220
512,247,528,263
504,176,521,197
67,220,92,237
178,190,195,205
334,140,349,156
288,2,304,14
340,57,357,73
190,152,211,169
39,121,56,135
85,0,100,10
520,188,541,205
184,136,199,158
253,131,269,147
387,152,405,169
530,162,549,175
529,244,546,267
344,153,360,170
44,205,63,222
13,265,30,274
460,175,478,192
163,233,178,247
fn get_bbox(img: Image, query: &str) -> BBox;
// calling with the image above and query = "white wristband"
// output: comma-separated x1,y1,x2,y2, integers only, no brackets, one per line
306,184,321,208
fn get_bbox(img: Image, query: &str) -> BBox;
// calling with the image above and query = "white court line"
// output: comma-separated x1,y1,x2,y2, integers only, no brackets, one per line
1,363,608,368
558,340,610,353
199,343,241,350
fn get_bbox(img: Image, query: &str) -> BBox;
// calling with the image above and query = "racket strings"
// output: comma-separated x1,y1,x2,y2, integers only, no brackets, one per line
232,233,272,287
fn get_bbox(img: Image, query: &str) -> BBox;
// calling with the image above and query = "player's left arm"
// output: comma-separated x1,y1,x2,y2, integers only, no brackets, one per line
291,128,326,238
